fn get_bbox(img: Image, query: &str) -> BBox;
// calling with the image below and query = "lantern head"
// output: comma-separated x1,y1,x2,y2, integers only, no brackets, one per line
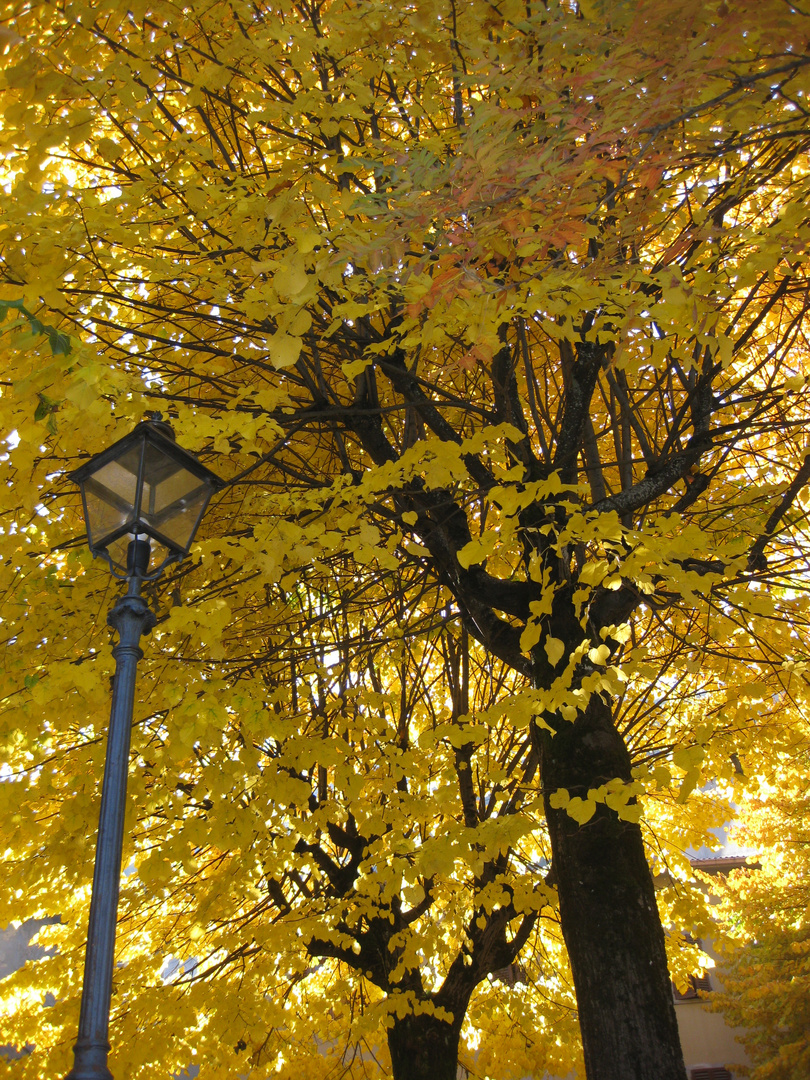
70,417,222,578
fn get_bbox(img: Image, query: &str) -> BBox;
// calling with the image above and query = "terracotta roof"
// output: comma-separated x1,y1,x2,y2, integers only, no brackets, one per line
689,854,760,873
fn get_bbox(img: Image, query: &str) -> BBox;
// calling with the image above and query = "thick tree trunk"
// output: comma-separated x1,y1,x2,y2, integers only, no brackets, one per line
387,1013,461,1080
537,693,687,1080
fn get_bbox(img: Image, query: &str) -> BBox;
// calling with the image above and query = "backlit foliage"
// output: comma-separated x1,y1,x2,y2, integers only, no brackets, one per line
1,0,810,1076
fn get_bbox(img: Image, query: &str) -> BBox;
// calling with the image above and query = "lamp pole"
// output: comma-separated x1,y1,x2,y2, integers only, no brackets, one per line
66,418,221,1080
66,545,155,1080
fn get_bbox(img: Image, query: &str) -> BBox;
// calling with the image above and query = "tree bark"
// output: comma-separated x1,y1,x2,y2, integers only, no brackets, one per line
387,1012,462,1080
537,693,687,1080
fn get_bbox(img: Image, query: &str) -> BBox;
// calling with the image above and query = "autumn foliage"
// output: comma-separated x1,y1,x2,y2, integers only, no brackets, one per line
1,0,810,1078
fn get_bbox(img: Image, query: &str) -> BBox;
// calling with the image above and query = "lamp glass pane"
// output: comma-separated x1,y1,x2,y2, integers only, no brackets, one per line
83,484,135,548
138,441,213,551
143,481,213,551
82,444,143,547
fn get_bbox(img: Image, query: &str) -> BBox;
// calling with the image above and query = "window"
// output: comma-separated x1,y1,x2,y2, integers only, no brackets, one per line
673,972,713,1001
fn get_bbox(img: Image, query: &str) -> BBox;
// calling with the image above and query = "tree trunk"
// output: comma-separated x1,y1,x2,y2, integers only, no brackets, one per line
387,1012,461,1080
537,693,687,1080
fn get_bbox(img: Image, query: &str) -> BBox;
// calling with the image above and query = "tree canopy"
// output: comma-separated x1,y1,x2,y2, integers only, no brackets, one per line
1,1,810,1078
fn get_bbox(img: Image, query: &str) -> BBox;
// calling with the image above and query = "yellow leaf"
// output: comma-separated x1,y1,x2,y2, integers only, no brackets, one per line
545,636,565,667
457,531,497,569
588,644,610,666
267,333,302,369
566,797,596,824
274,259,309,299
97,138,122,161
520,619,543,653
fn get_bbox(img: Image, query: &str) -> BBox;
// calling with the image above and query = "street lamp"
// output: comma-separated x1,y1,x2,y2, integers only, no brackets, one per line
66,416,222,1080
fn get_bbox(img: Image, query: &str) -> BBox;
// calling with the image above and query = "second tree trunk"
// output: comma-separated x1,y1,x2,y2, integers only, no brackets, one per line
387,1011,462,1080
537,694,687,1080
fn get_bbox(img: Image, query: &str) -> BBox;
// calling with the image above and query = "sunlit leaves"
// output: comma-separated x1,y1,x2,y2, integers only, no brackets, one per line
2,0,810,1075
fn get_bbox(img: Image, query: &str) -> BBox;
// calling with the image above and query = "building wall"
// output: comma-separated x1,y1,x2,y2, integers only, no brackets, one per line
676,998,750,1079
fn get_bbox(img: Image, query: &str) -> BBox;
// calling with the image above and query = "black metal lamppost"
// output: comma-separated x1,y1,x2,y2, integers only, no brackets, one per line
66,416,221,1080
